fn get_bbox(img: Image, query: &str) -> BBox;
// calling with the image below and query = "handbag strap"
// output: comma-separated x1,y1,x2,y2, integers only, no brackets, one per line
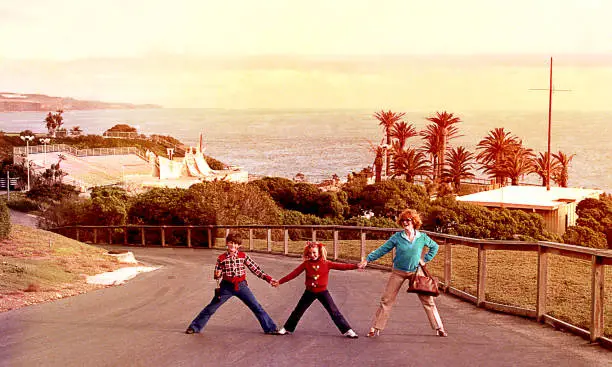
418,263,432,278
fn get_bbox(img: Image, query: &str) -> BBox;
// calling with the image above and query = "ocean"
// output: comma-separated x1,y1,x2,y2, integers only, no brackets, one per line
1,108,610,191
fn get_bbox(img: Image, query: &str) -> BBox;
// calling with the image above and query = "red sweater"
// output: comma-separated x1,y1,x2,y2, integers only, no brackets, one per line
279,258,358,293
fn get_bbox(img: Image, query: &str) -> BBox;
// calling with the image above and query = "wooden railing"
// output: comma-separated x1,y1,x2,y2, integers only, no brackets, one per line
51,224,611,347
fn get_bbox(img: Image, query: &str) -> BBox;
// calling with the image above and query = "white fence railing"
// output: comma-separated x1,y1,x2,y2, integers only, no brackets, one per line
14,144,141,161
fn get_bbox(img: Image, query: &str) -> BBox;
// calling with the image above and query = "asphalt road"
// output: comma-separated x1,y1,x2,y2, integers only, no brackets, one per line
8,209,39,228
0,247,609,367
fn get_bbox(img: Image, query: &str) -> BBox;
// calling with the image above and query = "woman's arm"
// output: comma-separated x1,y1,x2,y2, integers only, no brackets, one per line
422,234,439,262
365,235,396,262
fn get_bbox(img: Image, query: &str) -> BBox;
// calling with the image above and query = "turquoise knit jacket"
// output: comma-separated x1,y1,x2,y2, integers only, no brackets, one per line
366,230,439,272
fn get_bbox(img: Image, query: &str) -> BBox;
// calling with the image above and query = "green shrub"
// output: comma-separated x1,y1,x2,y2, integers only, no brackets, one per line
0,200,10,239
184,181,282,226
38,199,93,229
563,226,607,248
7,198,40,212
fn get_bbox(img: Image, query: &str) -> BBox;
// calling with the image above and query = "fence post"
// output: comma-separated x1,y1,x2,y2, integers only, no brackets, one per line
444,240,452,291
108,228,112,245
161,226,166,247
477,244,487,307
207,228,212,248
267,228,272,252
249,229,254,251
123,226,128,245
360,231,366,261
536,246,548,322
312,229,317,242
225,228,230,239
284,228,289,255
590,255,604,343
141,227,146,246
76,227,80,242
93,228,97,244
187,227,192,248
333,229,339,260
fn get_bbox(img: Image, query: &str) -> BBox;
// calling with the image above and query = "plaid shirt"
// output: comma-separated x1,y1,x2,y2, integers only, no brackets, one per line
215,251,271,283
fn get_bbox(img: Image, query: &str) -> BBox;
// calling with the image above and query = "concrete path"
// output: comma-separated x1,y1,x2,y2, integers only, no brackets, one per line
8,209,39,227
0,247,609,367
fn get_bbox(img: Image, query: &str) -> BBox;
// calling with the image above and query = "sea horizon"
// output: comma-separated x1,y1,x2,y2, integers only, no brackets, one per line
1,108,610,192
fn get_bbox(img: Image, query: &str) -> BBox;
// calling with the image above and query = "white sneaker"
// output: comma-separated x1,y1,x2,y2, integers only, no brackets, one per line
278,327,289,335
344,329,358,338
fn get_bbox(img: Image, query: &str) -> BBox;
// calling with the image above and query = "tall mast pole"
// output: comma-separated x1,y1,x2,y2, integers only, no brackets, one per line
546,57,553,191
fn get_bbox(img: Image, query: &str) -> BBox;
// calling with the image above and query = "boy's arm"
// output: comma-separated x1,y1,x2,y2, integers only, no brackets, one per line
244,255,273,283
278,263,306,285
214,258,223,279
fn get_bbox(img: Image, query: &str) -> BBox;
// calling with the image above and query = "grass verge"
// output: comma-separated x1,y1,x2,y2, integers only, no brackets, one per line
0,224,128,312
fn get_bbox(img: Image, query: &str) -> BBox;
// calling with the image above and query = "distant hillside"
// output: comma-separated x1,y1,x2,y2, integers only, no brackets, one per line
0,92,161,112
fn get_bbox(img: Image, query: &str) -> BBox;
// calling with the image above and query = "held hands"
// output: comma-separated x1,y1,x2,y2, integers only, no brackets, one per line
270,279,280,287
358,258,368,270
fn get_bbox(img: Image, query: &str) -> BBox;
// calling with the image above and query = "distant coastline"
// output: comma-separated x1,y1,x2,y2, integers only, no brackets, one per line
0,92,161,112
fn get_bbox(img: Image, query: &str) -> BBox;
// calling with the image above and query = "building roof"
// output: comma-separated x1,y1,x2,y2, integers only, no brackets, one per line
456,186,603,210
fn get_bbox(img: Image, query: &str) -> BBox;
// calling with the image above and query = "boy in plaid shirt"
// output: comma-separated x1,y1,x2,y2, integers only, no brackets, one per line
186,233,280,334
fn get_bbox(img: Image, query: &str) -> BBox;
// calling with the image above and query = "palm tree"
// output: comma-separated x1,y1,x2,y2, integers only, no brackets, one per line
502,146,535,185
419,124,441,179
531,152,561,186
476,128,521,185
391,121,417,150
45,110,64,137
552,151,575,187
374,110,405,176
423,111,462,180
442,146,475,191
391,147,431,183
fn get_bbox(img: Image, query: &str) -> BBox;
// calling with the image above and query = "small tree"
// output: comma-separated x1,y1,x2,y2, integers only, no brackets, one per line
0,200,10,239
70,126,83,136
45,110,64,137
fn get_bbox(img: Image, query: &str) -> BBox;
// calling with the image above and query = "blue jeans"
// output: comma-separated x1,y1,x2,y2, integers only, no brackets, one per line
188,280,277,333
283,290,352,334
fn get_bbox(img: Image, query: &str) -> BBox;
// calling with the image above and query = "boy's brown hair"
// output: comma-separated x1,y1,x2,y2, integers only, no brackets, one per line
226,233,242,245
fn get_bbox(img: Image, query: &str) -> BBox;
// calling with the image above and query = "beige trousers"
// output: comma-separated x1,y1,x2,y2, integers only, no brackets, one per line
372,269,444,331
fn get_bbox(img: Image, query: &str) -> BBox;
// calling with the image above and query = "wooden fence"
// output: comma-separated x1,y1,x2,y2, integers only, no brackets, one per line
52,224,611,347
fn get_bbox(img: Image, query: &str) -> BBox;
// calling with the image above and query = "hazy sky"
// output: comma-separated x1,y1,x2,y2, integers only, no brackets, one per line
1,1,611,109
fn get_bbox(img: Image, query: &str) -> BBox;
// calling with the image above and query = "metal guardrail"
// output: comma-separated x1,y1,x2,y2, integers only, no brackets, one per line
51,223,611,347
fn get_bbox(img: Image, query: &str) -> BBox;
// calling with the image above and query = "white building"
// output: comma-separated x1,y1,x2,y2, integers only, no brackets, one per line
456,186,603,234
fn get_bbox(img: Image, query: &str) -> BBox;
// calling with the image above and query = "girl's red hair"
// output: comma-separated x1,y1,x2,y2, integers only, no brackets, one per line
303,241,327,260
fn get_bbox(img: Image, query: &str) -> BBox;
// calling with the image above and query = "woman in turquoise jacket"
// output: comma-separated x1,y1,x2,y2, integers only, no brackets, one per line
360,208,448,337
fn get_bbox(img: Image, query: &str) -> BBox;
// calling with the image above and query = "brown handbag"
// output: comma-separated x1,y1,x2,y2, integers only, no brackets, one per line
406,263,440,297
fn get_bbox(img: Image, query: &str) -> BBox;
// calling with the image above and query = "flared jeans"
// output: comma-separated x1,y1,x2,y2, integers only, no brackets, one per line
372,269,444,331
188,280,277,333
283,289,352,334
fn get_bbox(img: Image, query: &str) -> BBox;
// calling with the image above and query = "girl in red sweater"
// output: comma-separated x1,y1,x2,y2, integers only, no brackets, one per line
272,241,363,338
